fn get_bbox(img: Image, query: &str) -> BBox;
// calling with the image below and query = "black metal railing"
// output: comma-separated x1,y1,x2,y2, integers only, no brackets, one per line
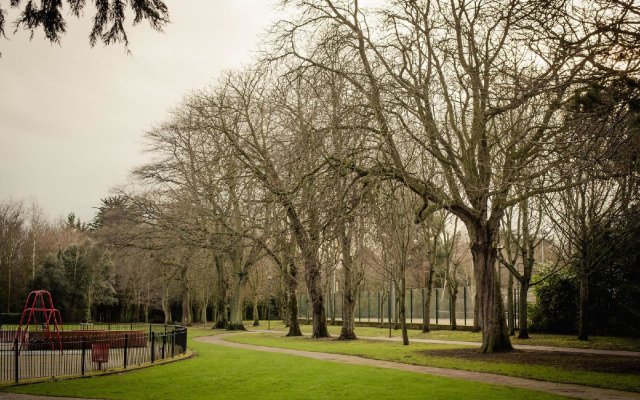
0,324,187,383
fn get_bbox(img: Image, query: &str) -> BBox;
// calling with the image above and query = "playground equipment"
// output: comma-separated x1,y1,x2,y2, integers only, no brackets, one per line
14,290,63,353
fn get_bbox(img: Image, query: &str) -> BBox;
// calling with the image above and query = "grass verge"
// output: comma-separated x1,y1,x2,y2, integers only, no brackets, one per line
228,332,640,393
0,331,571,400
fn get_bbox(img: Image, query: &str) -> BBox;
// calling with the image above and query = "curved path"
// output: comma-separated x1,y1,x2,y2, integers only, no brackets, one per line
259,329,640,357
196,333,640,400
359,336,640,357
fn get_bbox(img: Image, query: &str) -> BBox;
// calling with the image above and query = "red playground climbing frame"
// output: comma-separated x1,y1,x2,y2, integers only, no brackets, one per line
14,290,63,353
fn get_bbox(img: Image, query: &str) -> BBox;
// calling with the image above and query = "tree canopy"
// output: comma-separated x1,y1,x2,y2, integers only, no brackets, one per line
0,0,169,49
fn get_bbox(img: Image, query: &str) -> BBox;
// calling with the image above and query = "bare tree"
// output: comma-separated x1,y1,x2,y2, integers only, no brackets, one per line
416,210,447,333
133,104,272,330
274,0,639,352
499,194,559,339
371,183,421,345
440,217,469,331
0,200,26,313
188,68,339,338
546,175,629,340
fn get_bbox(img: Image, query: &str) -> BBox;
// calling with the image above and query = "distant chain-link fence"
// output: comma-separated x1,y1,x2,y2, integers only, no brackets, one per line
297,287,522,327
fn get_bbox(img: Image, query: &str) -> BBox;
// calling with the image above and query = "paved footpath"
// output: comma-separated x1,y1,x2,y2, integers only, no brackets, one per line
359,336,640,357
196,333,640,400
262,329,640,357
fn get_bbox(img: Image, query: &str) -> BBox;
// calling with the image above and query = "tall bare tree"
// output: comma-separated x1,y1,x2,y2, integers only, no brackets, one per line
185,68,336,337
499,194,557,339
546,176,629,340
275,0,639,351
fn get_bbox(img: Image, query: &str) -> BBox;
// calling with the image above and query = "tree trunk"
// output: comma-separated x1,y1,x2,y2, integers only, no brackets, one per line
507,273,515,336
389,284,398,330
161,285,172,325
308,280,329,338
284,200,329,338
578,270,589,340
214,256,229,329
144,284,151,323
338,220,357,340
339,293,357,340
228,273,247,331
285,261,303,336
193,303,201,324
330,290,336,326
260,302,267,323
178,262,191,326
120,300,129,322
284,277,301,336
214,298,228,329
470,223,513,353
7,255,12,313
302,246,329,337
450,290,458,331
201,298,208,326
473,290,482,332
518,200,534,339
394,296,401,330
379,291,387,327
399,278,409,345
181,284,192,326
281,288,290,327
84,290,93,323
422,264,434,332
31,237,36,280
286,293,303,336
252,296,260,326
517,280,529,339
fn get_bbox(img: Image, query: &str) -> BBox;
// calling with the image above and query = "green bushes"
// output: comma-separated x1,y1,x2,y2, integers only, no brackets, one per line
530,211,640,336
529,270,578,334
0,312,22,325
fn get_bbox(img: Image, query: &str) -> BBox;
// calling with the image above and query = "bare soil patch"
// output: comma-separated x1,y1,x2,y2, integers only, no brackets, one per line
424,348,640,374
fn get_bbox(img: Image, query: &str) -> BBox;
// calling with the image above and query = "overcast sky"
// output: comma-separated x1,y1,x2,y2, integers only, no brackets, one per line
0,0,279,223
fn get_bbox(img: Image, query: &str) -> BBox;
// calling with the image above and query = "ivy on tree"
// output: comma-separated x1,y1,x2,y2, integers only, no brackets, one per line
0,0,169,49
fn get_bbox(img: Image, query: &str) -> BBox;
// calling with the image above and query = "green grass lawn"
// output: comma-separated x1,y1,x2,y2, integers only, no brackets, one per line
251,320,640,351
228,331,640,393
0,327,572,400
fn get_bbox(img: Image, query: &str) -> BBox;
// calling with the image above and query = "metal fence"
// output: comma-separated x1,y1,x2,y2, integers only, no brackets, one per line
298,287,522,327
0,323,187,383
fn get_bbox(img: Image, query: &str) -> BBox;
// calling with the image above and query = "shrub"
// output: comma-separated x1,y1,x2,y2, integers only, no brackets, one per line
529,269,578,334
0,312,23,325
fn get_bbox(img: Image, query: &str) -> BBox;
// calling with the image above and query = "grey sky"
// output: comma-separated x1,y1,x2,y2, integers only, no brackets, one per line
0,0,278,223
